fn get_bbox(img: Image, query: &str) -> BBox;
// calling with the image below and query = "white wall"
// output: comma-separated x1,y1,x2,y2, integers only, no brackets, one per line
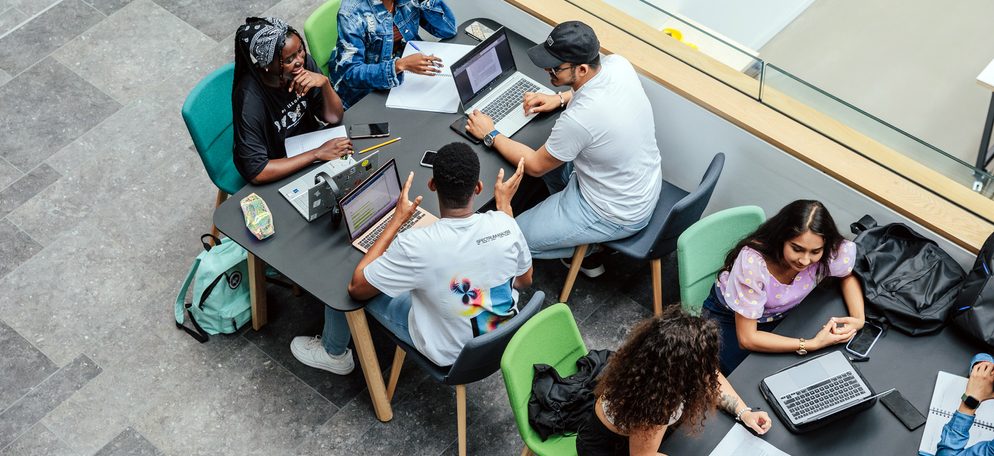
448,0,975,267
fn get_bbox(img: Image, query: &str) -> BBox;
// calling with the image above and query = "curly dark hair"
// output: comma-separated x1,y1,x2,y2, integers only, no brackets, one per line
594,306,721,434
433,142,480,208
720,200,844,281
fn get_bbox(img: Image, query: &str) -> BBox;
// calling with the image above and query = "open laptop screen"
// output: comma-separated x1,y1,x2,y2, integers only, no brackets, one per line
451,29,516,107
340,159,401,240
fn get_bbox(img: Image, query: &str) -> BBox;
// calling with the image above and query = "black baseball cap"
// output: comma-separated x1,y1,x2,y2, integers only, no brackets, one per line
527,21,600,68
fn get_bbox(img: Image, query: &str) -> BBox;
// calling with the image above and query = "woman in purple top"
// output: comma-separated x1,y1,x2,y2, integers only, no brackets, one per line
702,200,866,374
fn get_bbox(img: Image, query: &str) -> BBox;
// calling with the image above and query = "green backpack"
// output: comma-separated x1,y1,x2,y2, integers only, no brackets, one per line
175,235,252,342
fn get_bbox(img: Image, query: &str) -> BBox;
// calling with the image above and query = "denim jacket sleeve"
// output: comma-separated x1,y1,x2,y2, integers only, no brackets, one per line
331,8,401,92
933,412,994,456
414,0,456,39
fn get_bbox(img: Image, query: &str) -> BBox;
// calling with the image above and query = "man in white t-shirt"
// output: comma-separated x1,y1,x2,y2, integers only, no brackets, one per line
465,21,662,278
290,142,533,372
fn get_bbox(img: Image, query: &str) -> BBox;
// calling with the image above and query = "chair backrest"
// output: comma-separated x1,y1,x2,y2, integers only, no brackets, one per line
443,291,546,385
500,303,587,455
676,206,766,314
648,153,725,257
181,62,246,196
303,0,342,76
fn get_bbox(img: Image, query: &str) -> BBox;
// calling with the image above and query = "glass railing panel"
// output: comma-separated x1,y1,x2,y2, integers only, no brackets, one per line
566,0,763,99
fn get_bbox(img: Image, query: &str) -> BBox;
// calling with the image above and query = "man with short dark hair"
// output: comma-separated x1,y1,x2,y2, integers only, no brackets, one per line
291,142,533,373
465,21,663,278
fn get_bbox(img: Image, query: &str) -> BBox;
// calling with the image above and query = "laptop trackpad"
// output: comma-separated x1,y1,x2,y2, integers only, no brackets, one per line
789,359,830,388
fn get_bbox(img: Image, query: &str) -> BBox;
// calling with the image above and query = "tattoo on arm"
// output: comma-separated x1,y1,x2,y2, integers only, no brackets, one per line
719,393,739,415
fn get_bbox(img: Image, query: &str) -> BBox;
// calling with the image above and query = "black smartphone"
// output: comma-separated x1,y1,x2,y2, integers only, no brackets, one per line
880,390,926,430
349,122,390,139
845,322,883,358
449,117,481,144
420,150,437,168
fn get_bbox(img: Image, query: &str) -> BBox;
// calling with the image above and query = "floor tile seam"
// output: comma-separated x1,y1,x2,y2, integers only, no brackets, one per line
0,216,44,279
52,47,123,110
287,393,380,454
0,155,25,190
236,337,341,411
0,0,108,77
0,161,64,210
146,0,223,47
38,420,80,456
0,0,63,41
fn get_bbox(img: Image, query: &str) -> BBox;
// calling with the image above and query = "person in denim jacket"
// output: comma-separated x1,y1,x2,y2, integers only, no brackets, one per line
329,0,456,108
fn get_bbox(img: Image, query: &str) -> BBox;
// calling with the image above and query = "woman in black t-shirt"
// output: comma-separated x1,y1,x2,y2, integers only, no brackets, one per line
232,17,351,184
577,307,772,456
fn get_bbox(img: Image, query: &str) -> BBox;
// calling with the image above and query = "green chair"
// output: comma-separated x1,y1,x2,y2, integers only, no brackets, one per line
676,205,765,315
500,303,586,456
181,62,246,238
303,0,342,76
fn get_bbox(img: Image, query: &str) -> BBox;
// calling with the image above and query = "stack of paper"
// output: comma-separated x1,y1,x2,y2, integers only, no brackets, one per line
709,424,790,456
920,371,994,455
385,41,475,113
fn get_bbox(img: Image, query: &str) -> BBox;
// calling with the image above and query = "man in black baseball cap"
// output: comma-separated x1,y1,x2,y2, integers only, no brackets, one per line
466,20,663,278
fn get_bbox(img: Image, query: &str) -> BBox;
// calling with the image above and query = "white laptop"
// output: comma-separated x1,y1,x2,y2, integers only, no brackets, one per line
450,28,554,137
278,153,380,222
338,159,438,253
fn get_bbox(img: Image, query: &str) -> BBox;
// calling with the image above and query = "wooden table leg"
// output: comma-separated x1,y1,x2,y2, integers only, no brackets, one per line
345,309,393,422
247,252,267,330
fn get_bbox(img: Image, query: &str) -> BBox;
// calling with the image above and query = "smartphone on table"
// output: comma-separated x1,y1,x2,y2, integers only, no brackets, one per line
465,21,496,41
845,322,883,358
349,122,390,139
420,150,437,168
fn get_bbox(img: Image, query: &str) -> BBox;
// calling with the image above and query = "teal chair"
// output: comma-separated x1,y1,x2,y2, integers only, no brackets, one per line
181,62,245,238
676,205,765,315
304,0,342,76
500,303,586,456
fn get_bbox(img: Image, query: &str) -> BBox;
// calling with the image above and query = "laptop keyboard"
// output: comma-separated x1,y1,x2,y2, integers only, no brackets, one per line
480,79,541,123
781,371,866,419
357,210,426,250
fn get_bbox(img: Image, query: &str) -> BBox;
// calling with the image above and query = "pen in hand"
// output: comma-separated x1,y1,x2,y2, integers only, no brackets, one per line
408,42,441,68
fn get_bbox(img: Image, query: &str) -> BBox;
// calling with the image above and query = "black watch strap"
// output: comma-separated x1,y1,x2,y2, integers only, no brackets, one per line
963,394,981,410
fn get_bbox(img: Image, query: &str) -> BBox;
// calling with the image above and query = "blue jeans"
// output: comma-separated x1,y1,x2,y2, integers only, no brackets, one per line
515,163,648,260
322,292,415,356
702,286,781,375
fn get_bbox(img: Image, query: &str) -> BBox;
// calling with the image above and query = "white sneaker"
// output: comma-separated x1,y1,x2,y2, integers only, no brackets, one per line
560,256,606,279
290,336,355,375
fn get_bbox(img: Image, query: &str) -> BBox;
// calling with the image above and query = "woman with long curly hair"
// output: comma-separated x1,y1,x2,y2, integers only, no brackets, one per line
577,308,771,455
703,200,865,374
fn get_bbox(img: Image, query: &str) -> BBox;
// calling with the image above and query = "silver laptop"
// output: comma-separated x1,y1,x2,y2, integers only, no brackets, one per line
279,153,380,222
762,351,875,426
450,28,554,137
338,159,438,253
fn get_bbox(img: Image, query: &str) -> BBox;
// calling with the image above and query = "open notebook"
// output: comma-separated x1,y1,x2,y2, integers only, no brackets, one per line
920,371,994,454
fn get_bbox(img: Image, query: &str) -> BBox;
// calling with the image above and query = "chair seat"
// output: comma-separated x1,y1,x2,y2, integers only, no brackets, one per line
383,331,453,384
604,179,689,260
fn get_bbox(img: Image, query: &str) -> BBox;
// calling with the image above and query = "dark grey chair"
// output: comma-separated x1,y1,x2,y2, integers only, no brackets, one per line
560,153,725,315
381,291,545,456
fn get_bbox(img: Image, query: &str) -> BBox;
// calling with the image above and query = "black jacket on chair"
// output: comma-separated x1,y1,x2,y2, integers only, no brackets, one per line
528,349,613,440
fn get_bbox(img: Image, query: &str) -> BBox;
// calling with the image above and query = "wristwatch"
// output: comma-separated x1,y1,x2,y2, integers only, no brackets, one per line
796,338,808,356
962,394,981,410
483,129,500,148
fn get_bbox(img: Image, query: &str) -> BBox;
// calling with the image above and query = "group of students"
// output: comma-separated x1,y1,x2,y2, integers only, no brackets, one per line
223,3,994,455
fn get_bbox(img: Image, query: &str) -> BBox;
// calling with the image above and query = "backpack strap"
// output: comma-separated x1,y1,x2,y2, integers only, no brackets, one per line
850,215,877,235
175,256,210,343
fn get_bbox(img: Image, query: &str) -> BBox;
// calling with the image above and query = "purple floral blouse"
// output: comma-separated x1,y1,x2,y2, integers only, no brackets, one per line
716,240,857,319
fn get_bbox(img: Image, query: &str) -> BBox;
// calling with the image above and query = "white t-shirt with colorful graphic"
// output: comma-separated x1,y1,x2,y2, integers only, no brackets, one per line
363,211,532,366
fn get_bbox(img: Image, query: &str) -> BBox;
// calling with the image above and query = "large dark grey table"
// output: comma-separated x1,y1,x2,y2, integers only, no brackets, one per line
213,19,559,422
660,283,986,455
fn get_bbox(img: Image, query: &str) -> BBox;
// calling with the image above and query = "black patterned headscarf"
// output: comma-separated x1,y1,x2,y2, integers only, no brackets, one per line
233,17,304,111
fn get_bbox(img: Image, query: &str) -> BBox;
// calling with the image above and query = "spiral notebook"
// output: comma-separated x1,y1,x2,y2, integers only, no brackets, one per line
919,371,994,454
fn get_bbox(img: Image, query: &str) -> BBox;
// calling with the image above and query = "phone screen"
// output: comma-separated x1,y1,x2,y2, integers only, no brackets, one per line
846,323,882,357
350,123,389,138
420,150,437,168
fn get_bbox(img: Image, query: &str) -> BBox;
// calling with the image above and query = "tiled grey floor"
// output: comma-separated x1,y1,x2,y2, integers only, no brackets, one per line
0,7,27,36
0,0,103,75
0,57,120,171
0,1,674,455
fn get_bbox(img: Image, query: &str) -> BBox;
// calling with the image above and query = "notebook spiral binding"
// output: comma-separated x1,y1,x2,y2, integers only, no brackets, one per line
930,408,994,431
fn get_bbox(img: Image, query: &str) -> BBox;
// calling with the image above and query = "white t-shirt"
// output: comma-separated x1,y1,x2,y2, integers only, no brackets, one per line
545,54,662,225
363,211,532,366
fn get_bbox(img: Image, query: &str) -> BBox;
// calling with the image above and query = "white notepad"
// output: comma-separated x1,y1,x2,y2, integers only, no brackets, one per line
284,125,348,159
384,41,474,113
709,424,790,456
919,371,994,455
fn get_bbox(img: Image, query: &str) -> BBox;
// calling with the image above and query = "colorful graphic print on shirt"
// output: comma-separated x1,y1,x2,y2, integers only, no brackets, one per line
450,277,517,337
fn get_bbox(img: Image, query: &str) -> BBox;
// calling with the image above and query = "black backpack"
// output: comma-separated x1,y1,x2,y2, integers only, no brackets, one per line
951,231,994,347
850,215,966,336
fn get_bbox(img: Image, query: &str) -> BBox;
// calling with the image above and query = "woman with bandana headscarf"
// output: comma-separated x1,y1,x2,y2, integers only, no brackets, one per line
233,17,350,184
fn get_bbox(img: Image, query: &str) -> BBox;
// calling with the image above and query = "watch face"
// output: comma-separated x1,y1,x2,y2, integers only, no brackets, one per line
484,134,494,147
